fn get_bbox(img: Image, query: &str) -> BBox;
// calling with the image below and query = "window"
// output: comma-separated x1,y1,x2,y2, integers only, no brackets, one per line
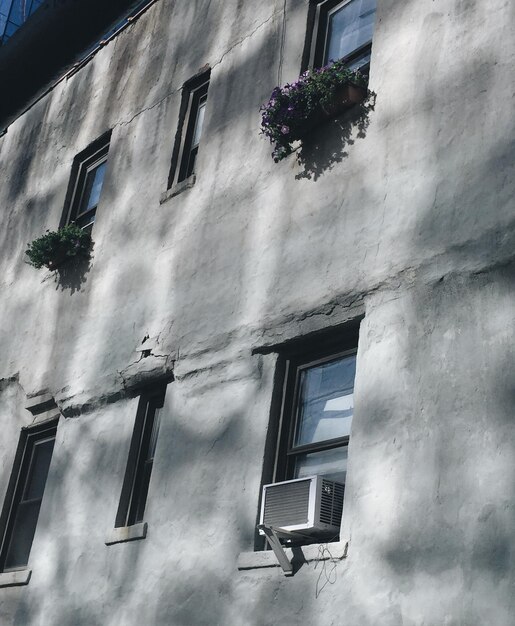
115,387,166,528
168,70,210,188
63,134,110,232
0,420,57,572
275,348,357,487
255,329,359,551
0,0,44,45
309,0,377,71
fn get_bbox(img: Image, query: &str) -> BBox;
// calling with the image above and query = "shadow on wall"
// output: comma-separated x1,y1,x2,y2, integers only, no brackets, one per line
377,270,515,622
294,94,376,182
52,253,93,294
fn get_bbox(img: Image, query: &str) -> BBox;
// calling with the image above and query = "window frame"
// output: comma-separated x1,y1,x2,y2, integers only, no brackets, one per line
254,325,361,551
167,69,210,189
62,133,111,232
0,419,58,573
306,0,376,72
273,346,357,485
115,386,167,529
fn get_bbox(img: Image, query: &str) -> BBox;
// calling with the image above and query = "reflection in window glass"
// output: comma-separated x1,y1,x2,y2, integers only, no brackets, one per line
324,0,376,67
67,137,110,232
177,77,210,183
79,161,107,215
294,446,348,484
115,388,167,529
295,354,356,447
0,0,44,44
1,426,57,572
192,98,207,149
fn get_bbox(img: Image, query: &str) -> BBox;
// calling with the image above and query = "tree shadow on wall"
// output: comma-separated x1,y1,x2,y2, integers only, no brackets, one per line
294,93,376,182
52,253,93,294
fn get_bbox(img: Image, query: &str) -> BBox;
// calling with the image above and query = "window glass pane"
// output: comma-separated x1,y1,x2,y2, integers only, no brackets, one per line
28,0,43,17
79,161,106,215
7,0,22,26
4,20,17,37
0,0,12,17
1,0,42,30
294,354,356,447
192,98,206,149
186,147,199,178
23,437,55,501
75,211,95,230
4,500,41,570
133,460,153,524
294,446,348,484
325,0,376,64
147,407,162,462
125,391,166,526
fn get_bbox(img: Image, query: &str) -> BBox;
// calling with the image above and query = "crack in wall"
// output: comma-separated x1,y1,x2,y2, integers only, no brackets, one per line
211,8,283,70
113,7,283,131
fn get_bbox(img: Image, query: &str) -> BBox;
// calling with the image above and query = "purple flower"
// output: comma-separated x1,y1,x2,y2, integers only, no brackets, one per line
280,125,290,135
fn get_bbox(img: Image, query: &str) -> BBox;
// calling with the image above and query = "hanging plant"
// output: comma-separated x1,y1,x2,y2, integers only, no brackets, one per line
25,224,92,270
260,59,369,162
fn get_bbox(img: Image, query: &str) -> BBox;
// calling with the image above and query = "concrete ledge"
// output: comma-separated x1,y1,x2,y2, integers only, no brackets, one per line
105,522,147,546
160,175,196,204
25,393,57,416
0,569,31,588
237,540,348,571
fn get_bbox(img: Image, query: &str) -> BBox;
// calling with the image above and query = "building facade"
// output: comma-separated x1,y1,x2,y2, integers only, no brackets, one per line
0,0,514,624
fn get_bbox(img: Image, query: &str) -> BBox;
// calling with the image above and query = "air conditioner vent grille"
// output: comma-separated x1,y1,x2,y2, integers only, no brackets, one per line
263,479,311,527
319,479,345,526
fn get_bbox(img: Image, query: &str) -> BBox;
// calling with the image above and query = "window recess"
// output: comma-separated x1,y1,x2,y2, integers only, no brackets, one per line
257,325,360,552
0,420,58,572
115,386,167,529
276,349,357,486
62,133,111,233
167,69,210,190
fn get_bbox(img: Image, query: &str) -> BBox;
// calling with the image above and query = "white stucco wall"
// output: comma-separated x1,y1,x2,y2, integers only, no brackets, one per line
0,0,514,624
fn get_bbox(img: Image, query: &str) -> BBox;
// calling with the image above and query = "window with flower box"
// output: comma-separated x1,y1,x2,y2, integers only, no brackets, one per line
307,0,377,72
62,132,111,233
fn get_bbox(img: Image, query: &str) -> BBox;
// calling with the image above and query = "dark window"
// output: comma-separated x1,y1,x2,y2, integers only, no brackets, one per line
0,420,57,572
168,71,210,187
72,0,155,66
116,387,166,527
309,0,377,71
275,349,357,486
64,134,110,233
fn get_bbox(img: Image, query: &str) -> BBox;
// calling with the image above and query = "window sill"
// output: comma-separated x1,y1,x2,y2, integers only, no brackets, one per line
160,175,196,204
0,569,31,588
105,522,147,546
237,540,348,571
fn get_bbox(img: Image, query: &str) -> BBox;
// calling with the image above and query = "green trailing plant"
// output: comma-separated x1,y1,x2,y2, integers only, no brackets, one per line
25,224,92,270
260,59,368,162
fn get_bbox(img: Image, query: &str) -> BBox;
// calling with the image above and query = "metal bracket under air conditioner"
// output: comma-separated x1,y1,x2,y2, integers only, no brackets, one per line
257,524,310,576
258,524,293,575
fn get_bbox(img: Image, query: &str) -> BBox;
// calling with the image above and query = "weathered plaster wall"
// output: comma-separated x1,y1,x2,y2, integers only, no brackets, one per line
0,0,514,623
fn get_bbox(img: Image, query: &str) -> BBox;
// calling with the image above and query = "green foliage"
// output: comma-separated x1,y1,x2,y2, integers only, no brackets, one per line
25,224,92,270
260,59,368,161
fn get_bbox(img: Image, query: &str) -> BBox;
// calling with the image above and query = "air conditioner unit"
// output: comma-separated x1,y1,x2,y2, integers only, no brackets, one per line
259,475,345,541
